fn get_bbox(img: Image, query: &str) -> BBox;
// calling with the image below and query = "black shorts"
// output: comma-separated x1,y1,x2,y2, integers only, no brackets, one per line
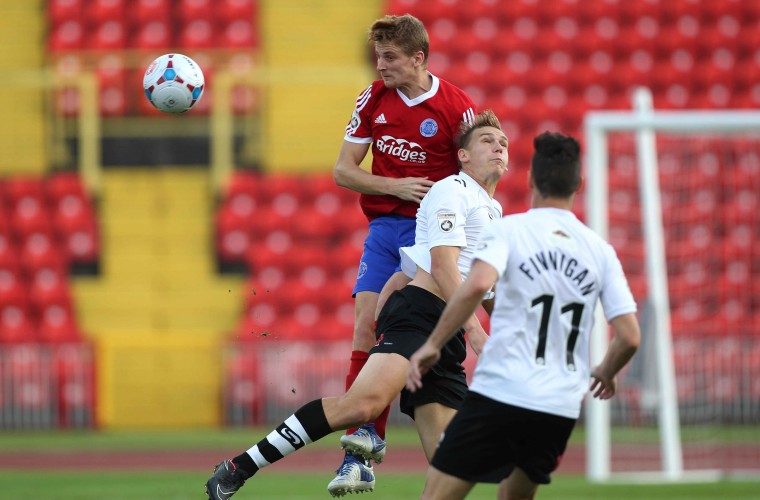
431,391,576,485
370,285,468,419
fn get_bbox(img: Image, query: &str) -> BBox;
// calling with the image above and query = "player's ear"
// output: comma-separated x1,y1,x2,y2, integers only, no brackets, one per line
457,148,468,164
527,170,535,190
576,176,585,194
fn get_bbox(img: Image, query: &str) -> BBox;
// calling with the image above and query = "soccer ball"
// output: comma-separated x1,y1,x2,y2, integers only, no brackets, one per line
143,53,205,114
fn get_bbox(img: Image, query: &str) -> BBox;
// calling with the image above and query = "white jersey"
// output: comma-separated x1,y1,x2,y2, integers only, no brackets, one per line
400,171,502,280
469,208,637,419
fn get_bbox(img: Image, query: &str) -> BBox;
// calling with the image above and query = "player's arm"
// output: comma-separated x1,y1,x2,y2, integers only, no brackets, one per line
333,141,434,203
590,313,641,400
428,245,488,353
407,259,498,392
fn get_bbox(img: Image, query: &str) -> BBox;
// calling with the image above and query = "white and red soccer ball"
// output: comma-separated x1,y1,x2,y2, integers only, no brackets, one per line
143,53,205,114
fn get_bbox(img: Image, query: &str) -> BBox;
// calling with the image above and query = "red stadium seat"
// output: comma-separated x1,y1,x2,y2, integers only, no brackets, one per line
87,20,128,51
0,234,20,273
55,344,95,428
0,305,36,343
133,21,172,50
218,0,256,25
216,212,253,265
131,0,171,26
48,20,84,52
48,0,82,26
221,20,256,48
38,302,81,344
178,19,214,49
224,348,264,424
88,0,124,24
0,269,27,311
178,0,213,22
19,232,67,274
46,172,86,201
28,267,71,313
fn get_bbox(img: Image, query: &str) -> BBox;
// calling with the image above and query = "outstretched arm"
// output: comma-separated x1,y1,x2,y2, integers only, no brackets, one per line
590,313,641,400
407,259,498,392
333,140,435,203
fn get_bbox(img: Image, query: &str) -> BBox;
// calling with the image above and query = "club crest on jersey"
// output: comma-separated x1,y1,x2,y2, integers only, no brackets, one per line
357,261,368,279
420,118,439,137
437,211,456,232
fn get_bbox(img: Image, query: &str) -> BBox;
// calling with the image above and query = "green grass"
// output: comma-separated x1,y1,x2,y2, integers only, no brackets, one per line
1,427,758,498
3,424,759,452
0,471,758,499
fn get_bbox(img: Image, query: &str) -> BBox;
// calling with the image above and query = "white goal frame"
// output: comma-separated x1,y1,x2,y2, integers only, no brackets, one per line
583,87,760,482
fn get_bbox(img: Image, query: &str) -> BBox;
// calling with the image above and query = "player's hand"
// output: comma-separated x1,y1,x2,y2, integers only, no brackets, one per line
390,177,435,204
406,342,441,393
589,366,617,400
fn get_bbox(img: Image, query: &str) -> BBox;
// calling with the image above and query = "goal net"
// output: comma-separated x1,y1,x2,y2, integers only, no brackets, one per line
584,88,760,482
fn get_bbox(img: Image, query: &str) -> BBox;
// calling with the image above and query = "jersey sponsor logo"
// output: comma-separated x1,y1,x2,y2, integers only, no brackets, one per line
419,118,438,137
376,135,427,163
437,210,456,232
374,113,387,124
276,423,305,449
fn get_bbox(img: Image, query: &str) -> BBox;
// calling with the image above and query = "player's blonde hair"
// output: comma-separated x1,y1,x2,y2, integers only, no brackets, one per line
458,109,503,150
369,14,429,66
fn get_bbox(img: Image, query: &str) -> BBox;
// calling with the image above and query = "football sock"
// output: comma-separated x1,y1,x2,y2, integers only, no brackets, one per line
233,399,332,476
374,404,391,440
344,350,369,435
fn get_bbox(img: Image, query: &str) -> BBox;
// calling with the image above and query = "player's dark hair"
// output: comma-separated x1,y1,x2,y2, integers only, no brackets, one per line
458,109,503,150
531,131,581,198
369,14,429,64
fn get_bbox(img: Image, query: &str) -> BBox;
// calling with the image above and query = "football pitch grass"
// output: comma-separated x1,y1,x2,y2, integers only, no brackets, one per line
1,427,758,499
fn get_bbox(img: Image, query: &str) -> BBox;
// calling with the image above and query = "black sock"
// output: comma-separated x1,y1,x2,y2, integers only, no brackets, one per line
233,399,333,476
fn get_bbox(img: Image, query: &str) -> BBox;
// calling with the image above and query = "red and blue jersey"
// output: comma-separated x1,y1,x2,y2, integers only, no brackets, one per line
344,74,476,220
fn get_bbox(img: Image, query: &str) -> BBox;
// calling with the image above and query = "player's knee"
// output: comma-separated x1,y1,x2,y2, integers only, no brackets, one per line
339,396,383,425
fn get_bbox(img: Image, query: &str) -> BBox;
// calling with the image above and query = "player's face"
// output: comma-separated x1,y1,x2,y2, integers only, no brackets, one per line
469,127,509,178
374,43,420,88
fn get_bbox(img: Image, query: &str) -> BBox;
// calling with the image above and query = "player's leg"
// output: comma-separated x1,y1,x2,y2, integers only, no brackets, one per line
498,468,539,500
327,352,411,497
207,354,409,499
412,402,458,462
420,466,476,500
336,216,414,479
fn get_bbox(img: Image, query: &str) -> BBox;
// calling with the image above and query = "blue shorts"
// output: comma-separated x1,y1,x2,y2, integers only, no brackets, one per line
353,214,416,296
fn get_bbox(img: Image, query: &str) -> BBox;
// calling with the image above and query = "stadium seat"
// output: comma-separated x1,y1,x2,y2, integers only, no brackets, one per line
215,214,252,265
0,269,27,310
178,19,214,49
218,0,256,25
224,348,264,425
131,0,171,26
133,20,172,50
48,0,82,26
221,20,256,48
0,305,36,344
37,302,81,344
48,19,84,52
87,20,128,51
19,232,67,274
178,0,213,23
0,231,20,269
54,344,95,428
88,0,124,24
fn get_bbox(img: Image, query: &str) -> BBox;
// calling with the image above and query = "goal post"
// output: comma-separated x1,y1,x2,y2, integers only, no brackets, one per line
583,87,760,482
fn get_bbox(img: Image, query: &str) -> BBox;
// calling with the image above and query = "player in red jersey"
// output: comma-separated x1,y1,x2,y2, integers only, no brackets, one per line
331,13,475,494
